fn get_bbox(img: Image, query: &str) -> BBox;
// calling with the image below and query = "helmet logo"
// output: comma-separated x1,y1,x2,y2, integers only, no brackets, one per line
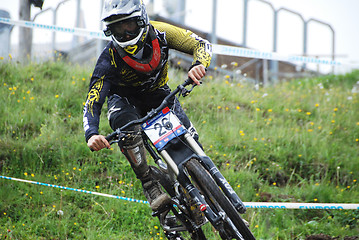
124,45,138,55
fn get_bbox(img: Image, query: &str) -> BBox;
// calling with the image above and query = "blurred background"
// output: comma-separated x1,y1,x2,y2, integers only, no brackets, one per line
1,0,359,84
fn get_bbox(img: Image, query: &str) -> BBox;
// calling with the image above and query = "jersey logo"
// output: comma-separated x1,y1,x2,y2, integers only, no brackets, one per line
109,48,117,68
86,76,104,117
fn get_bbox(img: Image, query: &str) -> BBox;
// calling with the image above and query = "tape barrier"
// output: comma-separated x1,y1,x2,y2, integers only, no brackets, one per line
0,175,149,205
0,17,107,40
1,175,359,210
244,202,359,210
212,44,346,66
1,17,357,67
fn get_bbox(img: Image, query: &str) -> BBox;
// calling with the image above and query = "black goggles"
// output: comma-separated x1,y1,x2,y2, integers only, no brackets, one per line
105,17,145,42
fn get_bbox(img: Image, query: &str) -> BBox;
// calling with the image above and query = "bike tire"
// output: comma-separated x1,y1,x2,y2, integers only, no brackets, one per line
186,159,256,240
150,166,208,240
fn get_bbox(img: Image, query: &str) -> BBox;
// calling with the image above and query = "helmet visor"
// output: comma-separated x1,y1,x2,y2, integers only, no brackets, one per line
109,17,142,42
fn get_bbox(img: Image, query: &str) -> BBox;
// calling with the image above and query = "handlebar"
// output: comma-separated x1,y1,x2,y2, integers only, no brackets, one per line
105,78,197,144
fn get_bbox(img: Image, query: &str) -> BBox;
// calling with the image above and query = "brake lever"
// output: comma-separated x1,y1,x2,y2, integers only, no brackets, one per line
181,81,201,97
106,129,127,146
109,139,120,145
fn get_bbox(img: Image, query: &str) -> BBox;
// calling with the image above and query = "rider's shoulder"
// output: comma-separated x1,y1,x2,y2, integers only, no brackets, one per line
150,21,180,34
150,21,172,29
96,42,117,67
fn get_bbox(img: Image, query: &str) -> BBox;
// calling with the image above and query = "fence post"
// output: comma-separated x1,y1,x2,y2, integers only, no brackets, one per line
19,0,32,61
306,18,336,73
242,0,248,47
0,10,13,60
211,0,218,67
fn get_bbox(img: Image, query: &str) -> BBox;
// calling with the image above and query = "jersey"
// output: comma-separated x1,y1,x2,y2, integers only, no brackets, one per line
83,21,212,142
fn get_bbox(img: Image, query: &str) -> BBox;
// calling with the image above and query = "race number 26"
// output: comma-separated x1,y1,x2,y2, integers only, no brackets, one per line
154,118,173,137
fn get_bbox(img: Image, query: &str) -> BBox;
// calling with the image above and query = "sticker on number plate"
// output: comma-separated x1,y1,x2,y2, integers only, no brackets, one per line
142,107,187,150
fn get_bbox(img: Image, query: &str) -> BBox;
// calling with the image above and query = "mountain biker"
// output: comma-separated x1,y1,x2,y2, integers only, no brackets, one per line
83,0,212,211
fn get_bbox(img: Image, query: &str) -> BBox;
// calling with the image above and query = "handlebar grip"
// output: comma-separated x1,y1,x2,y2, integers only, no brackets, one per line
105,132,117,142
184,78,194,86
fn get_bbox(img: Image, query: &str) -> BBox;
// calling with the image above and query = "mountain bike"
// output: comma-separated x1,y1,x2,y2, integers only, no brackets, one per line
105,79,256,240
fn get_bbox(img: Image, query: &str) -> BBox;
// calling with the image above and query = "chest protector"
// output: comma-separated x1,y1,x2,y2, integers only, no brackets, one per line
113,26,166,74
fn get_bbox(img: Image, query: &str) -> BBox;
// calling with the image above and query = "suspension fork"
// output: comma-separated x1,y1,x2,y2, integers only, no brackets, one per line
156,146,223,230
176,163,223,230
184,133,247,214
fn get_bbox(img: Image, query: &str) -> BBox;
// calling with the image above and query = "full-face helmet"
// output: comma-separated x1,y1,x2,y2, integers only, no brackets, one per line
102,0,150,55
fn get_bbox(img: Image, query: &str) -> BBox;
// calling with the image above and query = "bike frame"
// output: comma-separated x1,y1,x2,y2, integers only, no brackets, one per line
106,79,252,239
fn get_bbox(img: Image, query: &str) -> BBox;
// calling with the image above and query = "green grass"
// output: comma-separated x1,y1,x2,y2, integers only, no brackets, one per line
1,59,358,239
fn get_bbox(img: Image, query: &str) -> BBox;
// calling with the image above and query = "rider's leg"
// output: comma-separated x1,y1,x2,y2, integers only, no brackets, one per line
107,94,170,210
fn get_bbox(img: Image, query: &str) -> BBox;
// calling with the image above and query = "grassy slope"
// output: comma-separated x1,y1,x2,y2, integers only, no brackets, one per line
0,60,358,239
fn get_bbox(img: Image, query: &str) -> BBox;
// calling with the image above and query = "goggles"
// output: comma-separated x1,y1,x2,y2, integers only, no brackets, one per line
104,16,145,42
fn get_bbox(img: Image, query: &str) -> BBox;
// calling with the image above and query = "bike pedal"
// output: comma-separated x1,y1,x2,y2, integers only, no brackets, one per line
194,215,208,227
164,215,178,226
190,204,208,227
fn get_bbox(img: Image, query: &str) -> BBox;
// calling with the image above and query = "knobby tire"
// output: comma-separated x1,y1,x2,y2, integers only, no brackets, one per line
186,159,256,240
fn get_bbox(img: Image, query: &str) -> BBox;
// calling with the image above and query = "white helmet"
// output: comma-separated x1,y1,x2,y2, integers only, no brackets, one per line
102,0,150,54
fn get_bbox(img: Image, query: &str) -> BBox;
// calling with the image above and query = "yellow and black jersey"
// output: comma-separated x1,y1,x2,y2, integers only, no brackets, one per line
83,21,212,141
151,21,212,69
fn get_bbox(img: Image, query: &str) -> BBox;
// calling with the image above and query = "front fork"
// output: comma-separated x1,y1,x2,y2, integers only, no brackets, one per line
183,133,247,214
149,132,247,224
144,134,223,228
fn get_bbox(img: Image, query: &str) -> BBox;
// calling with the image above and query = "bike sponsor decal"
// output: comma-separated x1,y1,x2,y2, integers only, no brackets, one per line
219,177,236,195
209,166,220,175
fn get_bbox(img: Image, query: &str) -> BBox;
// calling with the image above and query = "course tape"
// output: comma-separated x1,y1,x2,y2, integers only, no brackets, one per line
1,175,358,210
1,17,357,67
245,202,359,210
212,44,345,66
0,17,106,40
0,175,149,205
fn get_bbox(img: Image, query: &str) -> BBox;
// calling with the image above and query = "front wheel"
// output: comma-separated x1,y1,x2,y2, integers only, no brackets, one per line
150,166,207,240
186,159,256,240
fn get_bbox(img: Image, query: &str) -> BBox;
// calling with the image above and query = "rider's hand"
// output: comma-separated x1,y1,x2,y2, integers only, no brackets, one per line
87,135,111,151
188,64,206,85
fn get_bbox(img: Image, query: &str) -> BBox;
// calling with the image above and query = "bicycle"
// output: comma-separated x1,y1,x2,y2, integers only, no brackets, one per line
105,79,256,240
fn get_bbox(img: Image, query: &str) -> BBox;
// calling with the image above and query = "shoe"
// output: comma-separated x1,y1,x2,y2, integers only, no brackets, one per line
143,180,171,211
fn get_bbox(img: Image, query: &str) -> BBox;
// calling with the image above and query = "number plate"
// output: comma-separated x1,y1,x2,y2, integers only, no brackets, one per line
142,107,187,150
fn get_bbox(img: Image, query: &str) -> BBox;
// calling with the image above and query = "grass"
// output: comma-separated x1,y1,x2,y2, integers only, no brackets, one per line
0,59,358,239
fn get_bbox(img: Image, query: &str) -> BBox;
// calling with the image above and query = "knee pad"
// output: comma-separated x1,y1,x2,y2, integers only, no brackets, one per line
122,140,149,178
107,95,139,131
